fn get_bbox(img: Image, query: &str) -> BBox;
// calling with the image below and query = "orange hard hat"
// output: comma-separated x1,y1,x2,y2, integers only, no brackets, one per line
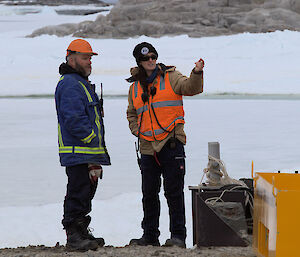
66,39,98,56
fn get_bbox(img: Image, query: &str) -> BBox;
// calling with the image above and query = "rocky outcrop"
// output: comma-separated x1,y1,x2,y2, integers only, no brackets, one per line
27,0,300,38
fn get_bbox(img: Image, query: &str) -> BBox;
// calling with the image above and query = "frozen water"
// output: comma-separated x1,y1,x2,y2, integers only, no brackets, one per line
0,3,300,249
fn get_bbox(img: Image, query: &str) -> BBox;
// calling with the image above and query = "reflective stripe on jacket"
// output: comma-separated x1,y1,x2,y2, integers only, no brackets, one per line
131,72,185,141
55,73,110,167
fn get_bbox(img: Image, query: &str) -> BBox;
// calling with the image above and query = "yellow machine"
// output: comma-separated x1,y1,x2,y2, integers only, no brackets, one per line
253,172,300,257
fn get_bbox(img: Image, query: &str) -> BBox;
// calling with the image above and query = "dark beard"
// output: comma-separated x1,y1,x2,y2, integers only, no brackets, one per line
75,62,91,77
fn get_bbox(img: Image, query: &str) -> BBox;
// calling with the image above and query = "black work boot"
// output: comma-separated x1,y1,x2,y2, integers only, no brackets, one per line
129,236,160,246
77,216,105,247
66,223,98,252
163,238,186,248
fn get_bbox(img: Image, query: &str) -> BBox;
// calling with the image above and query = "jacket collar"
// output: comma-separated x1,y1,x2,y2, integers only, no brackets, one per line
59,62,89,81
126,63,176,83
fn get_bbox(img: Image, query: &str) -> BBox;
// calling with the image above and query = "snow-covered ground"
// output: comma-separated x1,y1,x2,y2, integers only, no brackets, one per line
0,3,300,249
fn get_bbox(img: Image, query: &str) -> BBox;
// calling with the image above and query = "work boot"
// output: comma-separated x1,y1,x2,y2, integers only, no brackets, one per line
163,238,186,248
129,236,160,246
77,216,105,247
66,223,98,252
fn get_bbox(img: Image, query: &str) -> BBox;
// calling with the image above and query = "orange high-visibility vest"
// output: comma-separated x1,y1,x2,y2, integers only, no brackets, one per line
131,72,185,141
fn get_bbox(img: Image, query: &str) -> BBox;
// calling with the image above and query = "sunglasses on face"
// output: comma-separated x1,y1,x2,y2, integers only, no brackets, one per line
139,54,158,62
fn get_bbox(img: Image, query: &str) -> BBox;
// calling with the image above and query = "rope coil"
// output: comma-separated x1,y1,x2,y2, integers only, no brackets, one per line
201,155,246,187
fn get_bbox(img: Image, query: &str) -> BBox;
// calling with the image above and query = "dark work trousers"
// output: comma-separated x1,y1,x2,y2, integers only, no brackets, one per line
140,139,186,241
62,163,98,229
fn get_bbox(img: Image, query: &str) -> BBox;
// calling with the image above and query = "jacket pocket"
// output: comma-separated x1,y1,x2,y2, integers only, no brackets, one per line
174,155,186,175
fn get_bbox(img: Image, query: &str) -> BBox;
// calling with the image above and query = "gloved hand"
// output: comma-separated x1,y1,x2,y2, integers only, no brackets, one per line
88,164,103,184
194,58,205,72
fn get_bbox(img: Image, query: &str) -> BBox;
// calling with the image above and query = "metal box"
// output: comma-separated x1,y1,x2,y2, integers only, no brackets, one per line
189,185,251,247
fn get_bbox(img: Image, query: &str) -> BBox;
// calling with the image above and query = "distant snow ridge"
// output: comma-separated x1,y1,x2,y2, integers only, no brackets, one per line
27,0,300,38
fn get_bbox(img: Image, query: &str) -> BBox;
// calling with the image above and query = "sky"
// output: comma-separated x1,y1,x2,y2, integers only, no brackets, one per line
0,2,300,249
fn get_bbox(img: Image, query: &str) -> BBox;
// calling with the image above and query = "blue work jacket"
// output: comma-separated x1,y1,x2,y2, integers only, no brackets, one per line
55,73,111,167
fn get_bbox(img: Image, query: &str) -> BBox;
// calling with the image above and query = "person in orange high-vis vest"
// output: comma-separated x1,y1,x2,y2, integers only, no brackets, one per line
127,42,204,248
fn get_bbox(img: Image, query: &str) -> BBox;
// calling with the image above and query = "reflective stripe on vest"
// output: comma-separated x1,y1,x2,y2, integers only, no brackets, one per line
154,116,184,135
136,105,148,115
151,100,183,109
160,76,165,90
134,81,138,98
139,116,184,137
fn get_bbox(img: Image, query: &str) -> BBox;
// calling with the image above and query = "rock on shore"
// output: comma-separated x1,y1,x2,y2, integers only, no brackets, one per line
27,0,300,38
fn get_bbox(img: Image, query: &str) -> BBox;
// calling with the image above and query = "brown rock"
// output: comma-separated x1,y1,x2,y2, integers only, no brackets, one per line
27,0,300,38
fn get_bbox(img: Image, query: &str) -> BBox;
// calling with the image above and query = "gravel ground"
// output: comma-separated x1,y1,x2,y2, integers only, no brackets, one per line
0,244,256,257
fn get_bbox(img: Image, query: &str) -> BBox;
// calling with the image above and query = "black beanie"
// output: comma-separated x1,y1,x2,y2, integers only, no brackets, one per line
133,42,158,64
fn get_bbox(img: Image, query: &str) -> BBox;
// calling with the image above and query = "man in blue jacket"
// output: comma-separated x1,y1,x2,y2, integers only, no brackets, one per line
55,39,111,252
